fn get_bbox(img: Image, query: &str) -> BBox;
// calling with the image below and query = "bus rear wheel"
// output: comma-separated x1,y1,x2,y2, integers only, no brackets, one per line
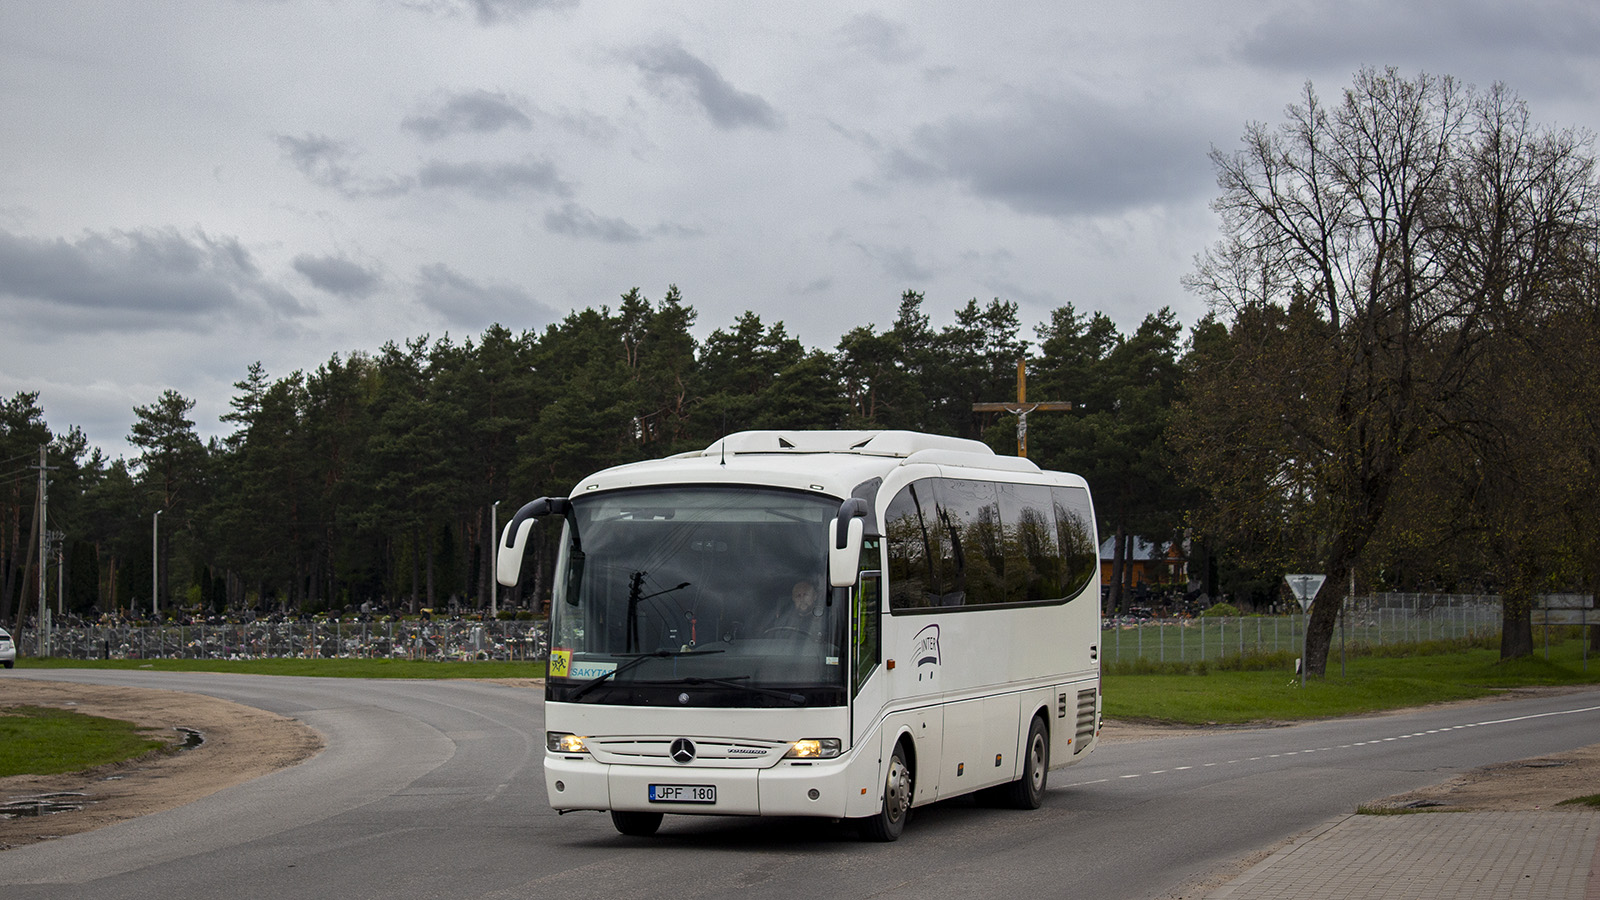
858,742,913,841
998,716,1049,809
610,810,663,836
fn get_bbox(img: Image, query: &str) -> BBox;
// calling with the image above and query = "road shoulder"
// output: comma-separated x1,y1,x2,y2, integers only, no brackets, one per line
0,679,323,851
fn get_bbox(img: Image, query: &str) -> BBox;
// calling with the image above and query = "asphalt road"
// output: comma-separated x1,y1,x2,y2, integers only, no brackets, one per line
3,670,1598,900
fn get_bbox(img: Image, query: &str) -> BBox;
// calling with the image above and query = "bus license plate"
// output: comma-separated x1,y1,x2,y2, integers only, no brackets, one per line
649,784,716,804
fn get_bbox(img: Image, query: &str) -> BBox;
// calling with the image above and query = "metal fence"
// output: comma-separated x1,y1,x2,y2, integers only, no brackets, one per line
14,594,1581,667
19,617,550,662
1100,593,1506,665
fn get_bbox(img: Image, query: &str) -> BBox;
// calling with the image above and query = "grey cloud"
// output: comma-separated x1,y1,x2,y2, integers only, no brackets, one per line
294,254,381,296
469,0,577,25
544,203,645,243
553,108,622,145
417,158,571,199
1239,1,1600,94
838,14,921,64
414,262,556,325
649,221,704,239
890,93,1213,218
873,245,934,282
400,0,577,26
631,43,782,131
277,133,349,188
402,90,534,141
0,226,307,333
280,132,569,201
277,133,412,198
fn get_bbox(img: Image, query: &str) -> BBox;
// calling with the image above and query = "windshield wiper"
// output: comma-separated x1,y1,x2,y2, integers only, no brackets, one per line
568,648,726,700
667,675,806,706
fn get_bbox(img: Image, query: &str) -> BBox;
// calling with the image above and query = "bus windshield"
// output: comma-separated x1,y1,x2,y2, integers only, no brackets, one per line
546,485,848,707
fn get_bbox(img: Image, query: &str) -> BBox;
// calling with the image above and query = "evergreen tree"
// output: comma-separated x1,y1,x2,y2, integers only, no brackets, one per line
129,389,208,615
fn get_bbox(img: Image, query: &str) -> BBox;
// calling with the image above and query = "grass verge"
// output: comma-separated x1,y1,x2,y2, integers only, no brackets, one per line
1556,794,1600,808
1105,637,1600,725
0,706,170,777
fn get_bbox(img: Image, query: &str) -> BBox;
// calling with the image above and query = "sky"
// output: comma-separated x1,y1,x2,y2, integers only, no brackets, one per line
4,0,1600,460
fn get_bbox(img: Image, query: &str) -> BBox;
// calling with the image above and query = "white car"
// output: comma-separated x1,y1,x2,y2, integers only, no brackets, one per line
0,628,14,668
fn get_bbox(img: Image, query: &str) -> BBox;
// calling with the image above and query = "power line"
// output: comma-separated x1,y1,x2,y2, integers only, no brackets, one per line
0,449,43,467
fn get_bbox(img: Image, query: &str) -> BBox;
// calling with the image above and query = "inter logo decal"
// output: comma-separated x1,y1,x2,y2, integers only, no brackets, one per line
912,625,941,681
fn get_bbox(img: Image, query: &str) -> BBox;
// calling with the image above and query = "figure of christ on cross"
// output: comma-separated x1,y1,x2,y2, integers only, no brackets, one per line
971,358,1072,458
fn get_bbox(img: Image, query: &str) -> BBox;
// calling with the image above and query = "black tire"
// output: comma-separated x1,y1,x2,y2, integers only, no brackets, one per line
858,742,913,841
610,810,663,836
999,716,1049,809
1,661,11,669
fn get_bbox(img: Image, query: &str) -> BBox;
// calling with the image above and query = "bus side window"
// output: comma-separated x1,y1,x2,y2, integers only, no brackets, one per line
1051,486,1098,600
885,486,932,610
853,539,881,694
998,482,1060,603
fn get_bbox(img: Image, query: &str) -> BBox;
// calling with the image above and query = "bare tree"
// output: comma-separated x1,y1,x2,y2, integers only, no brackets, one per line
1182,67,1599,673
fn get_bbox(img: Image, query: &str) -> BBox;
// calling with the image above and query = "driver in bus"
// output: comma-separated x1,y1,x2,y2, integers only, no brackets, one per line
768,579,827,641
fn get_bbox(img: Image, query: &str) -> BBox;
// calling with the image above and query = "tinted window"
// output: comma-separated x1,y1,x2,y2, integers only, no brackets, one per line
889,483,947,608
886,477,1096,612
1052,486,1097,599
935,479,1004,606
997,482,1060,603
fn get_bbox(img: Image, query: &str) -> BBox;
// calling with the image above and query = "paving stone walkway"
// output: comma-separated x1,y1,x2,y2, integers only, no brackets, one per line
1207,811,1600,900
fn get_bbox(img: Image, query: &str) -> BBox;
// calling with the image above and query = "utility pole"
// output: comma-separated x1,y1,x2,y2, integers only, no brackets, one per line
152,509,163,618
490,500,500,619
34,446,57,656
972,358,1073,458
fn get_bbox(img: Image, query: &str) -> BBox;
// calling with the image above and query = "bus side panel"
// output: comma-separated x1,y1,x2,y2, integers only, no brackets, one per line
1011,687,1055,771
938,694,1021,798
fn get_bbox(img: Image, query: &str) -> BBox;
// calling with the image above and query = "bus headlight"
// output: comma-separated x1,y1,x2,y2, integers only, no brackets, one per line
785,738,842,759
547,732,589,753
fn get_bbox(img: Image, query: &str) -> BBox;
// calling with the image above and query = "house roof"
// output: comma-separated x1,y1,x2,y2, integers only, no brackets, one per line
1099,536,1172,562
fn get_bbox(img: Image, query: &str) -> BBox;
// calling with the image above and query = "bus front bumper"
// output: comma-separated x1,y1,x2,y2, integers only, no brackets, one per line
546,753,861,819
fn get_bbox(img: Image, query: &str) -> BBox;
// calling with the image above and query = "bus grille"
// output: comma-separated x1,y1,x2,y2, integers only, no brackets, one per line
588,737,781,766
1074,690,1097,753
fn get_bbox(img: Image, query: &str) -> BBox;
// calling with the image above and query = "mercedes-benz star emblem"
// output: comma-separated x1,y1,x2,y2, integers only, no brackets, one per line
670,738,696,764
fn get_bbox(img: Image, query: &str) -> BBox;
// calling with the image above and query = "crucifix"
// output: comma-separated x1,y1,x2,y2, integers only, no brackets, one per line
972,359,1072,458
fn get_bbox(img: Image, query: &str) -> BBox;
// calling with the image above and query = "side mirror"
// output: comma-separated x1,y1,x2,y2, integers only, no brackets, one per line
829,498,869,588
496,518,537,586
496,497,569,587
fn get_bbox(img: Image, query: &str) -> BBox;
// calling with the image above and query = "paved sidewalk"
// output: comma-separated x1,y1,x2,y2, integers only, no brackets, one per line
1207,811,1600,899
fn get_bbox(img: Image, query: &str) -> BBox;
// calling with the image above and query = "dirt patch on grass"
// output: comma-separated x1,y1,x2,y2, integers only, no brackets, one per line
0,679,322,851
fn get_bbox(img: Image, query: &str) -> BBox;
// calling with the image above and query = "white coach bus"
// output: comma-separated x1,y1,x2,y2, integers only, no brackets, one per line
496,430,1101,840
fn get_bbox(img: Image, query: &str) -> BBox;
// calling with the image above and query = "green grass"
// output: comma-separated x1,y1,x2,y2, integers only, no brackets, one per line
0,706,171,776
1106,637,1600,725
1556,795,1600,808
19,656,548,679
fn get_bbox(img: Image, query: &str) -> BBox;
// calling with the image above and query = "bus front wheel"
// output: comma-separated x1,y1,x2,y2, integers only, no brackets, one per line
858,742,913,841
611,810,663,836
